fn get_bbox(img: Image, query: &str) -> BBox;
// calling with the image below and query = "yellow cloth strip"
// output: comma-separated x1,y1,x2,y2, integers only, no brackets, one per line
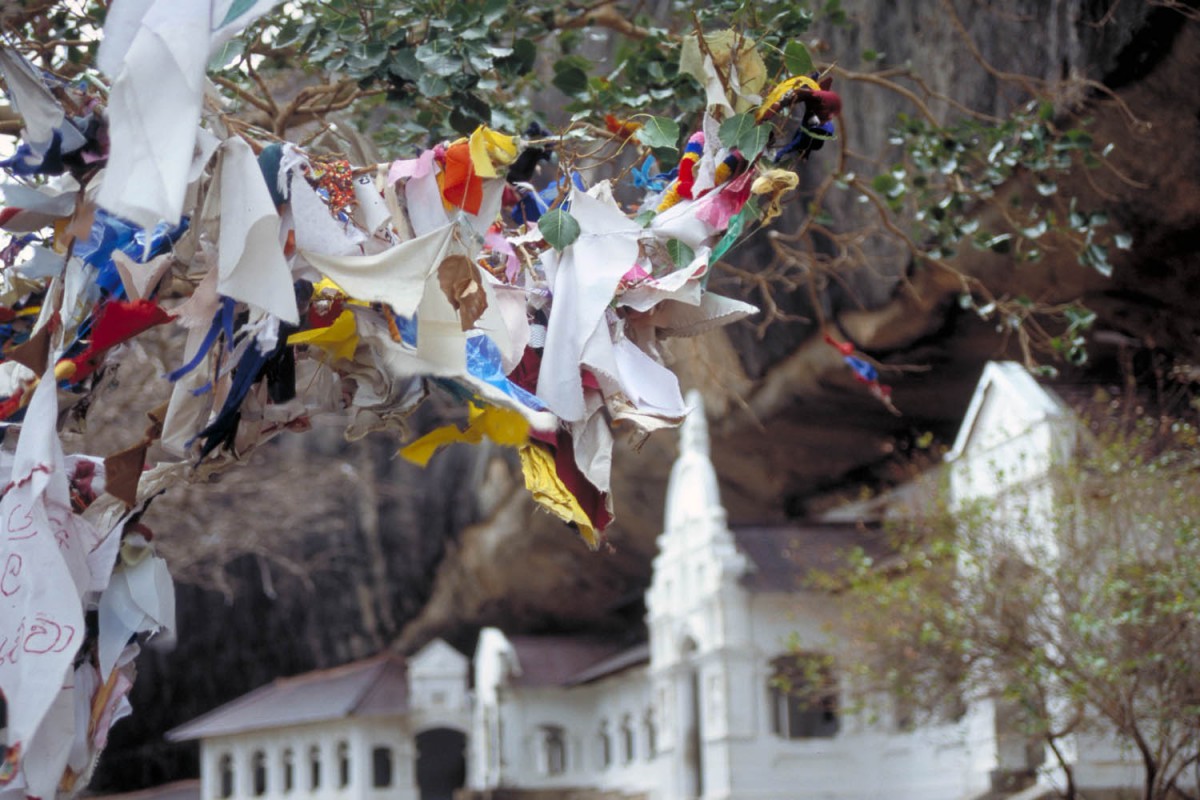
751,168,800,223
518,443,599,549
469,126,519,179
400,404,529,467
755,75,820,122
287,308,359,362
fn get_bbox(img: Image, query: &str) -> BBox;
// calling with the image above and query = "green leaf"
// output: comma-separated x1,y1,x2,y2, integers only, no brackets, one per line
1083,242,1112,277
871,174,898,194
218,0,259,28
738,123,770,162
416,41,462,77
449,72,481,92
482,0,508,24
552,64,588,95
539,209,581,251
824,0,848,25
1020,219,1048,239
448,91,491,136
718,113,769,162
1114,232,1133,250
711,203,757,263
784,41,814,76
466,49,494,72
718,113,757,150
635,116,680,151
985,234,1012,254
667,239,695,268
417,73,449,98
208,38,244,71
552,58,591,95
1064,305,1097,330
496,38,536,78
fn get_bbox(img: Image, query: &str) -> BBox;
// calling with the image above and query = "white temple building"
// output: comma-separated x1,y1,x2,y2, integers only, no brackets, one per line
169,363,1158,800
167,641,471,800
465,388,998,800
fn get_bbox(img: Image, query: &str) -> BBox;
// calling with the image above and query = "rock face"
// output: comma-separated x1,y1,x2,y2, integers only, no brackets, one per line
92,1,1200,790
401,1,1200,647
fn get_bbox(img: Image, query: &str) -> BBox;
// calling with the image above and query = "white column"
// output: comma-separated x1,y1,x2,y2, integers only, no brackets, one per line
200,744,219,800
234,742,254,799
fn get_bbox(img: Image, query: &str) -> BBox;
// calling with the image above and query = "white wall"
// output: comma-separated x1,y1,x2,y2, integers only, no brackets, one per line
943,363,1194,796
200,717,415,800
469,628,511,789
485,669,662,795
409,640,470,717
668,588,997,800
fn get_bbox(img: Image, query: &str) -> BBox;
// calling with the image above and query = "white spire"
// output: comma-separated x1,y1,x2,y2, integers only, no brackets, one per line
662,391,726,535
679,389,711,458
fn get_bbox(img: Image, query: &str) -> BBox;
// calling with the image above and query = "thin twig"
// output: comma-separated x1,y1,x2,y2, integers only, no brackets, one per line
212,75,276,116
835,67,943,127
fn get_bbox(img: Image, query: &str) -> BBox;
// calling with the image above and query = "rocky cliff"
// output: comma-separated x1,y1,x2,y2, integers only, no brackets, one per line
89,1,1200,790
399,0,1200,646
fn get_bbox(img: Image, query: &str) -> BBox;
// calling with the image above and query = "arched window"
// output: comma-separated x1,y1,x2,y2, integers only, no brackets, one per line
598,721,612,769
218,753,234,799
643,709,657,759
539,725,566,776
337,741,351,788
251,751,267,797
308,745,321,790
371,746,393,789
282,748,294,794
769,652,839,739
620,715,635,764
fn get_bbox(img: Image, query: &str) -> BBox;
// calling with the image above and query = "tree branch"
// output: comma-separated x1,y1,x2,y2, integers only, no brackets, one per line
555,2,652,40
212,75,276,116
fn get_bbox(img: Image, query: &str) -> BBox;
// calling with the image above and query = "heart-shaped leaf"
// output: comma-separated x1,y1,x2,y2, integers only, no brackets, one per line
539,209,581,251
218,0,259,28
667,239,695,269
718,113,757,150
635,116,680,151
719,113,769,161
738,123,770,162
784,41,814,76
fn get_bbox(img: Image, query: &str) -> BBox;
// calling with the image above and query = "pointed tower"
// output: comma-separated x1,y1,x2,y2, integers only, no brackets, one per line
662,390,728,537
645,392,752,799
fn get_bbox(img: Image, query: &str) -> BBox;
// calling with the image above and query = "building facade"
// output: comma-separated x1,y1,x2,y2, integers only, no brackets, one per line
468,390,1003,800
167,642,470,800
175,365,1165,800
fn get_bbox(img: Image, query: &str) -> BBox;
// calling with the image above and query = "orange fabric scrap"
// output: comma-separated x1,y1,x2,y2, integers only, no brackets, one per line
440,140,483,214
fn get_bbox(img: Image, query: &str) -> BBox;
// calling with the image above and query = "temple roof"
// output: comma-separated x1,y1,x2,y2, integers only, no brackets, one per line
566,643,651,686
166,653,409,741
731,521,894,592
505,634,645,688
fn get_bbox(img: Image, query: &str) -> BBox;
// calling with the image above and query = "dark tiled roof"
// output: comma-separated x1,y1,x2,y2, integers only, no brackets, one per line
166,654,408,742
566,642,650,686
731,522,893,592
507,635,632,688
